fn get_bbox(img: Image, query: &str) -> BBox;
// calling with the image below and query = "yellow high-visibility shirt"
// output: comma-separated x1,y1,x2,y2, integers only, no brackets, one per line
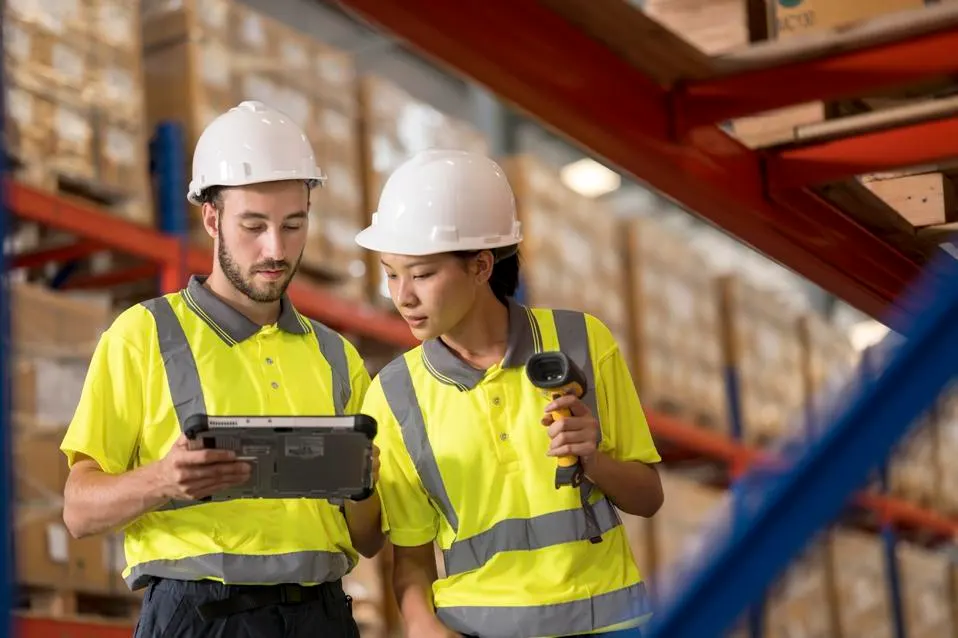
367,299,661,638
60,275,371,589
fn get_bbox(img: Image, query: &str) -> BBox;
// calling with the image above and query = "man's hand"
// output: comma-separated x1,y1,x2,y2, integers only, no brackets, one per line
154,434,252,501
541,394,600,464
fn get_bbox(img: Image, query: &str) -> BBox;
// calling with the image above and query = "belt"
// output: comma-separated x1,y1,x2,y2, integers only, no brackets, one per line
195,582,346,622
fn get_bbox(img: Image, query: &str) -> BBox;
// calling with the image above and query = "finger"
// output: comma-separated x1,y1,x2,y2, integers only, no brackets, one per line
547,418,591,439
177,448,238,466
544,394,581,413
189,478,249,501
548,429,594,450
178,461,251,483
547,443,596,458
541,415,554,427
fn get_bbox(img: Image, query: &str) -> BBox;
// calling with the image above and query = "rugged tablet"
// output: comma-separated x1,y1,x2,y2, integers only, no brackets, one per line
163,414,377,508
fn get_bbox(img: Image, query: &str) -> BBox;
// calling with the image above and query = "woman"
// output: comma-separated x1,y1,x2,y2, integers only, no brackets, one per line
355,149,664,638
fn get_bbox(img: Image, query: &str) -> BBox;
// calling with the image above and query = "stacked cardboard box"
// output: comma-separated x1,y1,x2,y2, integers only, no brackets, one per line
933,388,958,514
644,471,730,604
143,0,367,298
797,313,860,436
897,542,955,638
627,218,727,429
361,75,489,305
764,535,836,638
4,0,152,224
830,529,894,638
10,282,136,599
731,0,928,148
717,276,804,446
501,155,633,352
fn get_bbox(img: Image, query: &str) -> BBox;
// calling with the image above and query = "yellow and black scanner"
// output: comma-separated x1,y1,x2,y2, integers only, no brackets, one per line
525,351,588,489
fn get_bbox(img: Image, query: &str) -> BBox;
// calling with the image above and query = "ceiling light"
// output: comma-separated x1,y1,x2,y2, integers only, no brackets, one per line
848,319,890,352
560,158,621,198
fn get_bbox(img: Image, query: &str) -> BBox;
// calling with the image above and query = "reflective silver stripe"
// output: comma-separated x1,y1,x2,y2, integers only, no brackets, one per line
308,319,351,415
443,497,620,577
124,550,352,590
437,582,652,637
142,297,207,427
551,309,606,540
380,357,459,530
552,309,598,439
382,309,621,578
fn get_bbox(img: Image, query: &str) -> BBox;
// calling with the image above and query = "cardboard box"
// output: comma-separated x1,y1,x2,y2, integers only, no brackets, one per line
830,530,894,638
11,281,112,349
718,276,804,445
361,75,489,304
897,542,955,638
771,0,926,38
732,0,929,148
629,218,727,429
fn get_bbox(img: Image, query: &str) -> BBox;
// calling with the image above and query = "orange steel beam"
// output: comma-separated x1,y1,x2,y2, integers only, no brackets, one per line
333,0,923,322
648,410,958,536
15,615,134,638
675,25,958,131
766,113,958,189
9,240,103,270
6,180,416,347
60,263,159,290
6,181,177,264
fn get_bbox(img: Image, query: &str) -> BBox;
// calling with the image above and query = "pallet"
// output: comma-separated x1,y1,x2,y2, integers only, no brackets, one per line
8,154,152,227
15,585,142,623
648,395,726,433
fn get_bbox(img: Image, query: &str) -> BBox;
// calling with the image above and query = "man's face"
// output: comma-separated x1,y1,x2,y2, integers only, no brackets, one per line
381,252,492,340
205,181,309,303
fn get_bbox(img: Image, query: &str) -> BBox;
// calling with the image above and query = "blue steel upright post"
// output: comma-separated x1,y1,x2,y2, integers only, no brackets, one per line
0,21,15,634
150,121,189,290
645,253,958,638
723,342,764,638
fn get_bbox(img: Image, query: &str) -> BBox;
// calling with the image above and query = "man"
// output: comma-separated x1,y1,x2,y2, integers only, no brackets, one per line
60,101,383,637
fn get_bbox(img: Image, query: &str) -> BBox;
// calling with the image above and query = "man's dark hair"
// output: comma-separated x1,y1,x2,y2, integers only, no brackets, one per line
198,185,226,212
455,248,521,304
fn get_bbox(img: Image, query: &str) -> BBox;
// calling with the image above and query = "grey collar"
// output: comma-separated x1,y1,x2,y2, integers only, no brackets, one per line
181,275,308,345
421,298,541,391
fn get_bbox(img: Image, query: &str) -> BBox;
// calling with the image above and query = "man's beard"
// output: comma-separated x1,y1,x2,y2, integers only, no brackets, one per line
217,231,302,303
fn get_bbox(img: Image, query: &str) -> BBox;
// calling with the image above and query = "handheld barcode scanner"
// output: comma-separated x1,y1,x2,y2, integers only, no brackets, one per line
525,351,588,489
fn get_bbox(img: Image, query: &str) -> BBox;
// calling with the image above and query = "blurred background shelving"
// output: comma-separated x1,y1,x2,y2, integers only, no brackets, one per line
6,0,958,636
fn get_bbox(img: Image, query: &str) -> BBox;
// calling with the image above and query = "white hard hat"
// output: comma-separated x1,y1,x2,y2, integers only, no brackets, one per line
187,100,326,205
355,149,522,256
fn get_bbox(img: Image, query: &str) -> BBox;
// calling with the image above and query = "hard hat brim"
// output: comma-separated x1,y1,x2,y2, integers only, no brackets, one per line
354,225,522,256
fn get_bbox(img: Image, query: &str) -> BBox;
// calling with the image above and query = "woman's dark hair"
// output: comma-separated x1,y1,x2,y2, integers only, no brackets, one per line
455,248,521,304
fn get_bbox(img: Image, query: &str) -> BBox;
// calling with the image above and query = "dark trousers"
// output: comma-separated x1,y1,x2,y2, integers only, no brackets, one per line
463,629,643,638
133,577,360,638
463,628,643,638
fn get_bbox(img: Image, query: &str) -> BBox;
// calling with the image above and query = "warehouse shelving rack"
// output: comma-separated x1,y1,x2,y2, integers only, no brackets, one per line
322,1,958,636
2,2,958,634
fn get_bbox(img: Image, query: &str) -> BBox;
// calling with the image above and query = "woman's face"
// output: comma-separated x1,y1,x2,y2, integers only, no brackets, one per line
380,252,491,340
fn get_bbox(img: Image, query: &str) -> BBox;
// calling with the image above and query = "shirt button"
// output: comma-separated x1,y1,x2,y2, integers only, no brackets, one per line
271,382,279,389
265,357,274,365
499,432,508,442
492,397,501,406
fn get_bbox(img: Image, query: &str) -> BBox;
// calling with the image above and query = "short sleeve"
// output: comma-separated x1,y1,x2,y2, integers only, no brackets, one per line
60,324,145,474
591,323,662,466
363,375,439,547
